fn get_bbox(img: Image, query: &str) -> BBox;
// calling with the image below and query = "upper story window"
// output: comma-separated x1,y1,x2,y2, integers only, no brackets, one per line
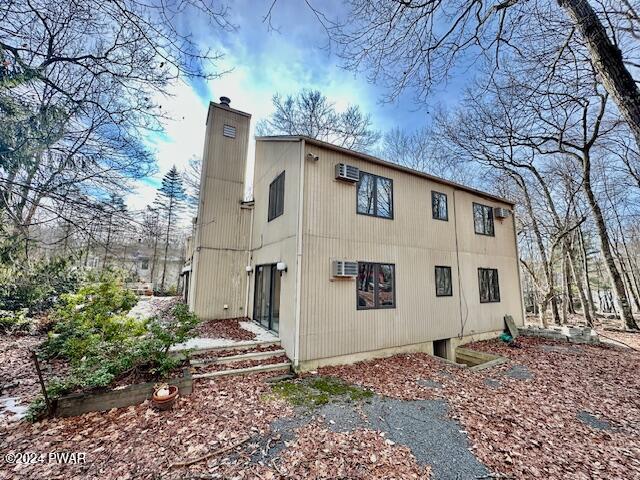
223,124,236,138
478,268,500,303
268,171,285,221
357,262,396,309
473,202,494,236
435,266,452,297
357,172,393,219
141,258,149,270
432,191,448,221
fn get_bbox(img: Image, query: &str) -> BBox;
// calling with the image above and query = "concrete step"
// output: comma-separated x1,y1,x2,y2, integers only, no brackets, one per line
187,340,281,356
190,348,287,366
193,362,292,379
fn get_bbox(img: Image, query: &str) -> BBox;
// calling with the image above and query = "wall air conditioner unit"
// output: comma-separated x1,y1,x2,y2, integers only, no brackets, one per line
494,208,512,219
332,260,358,278
335,163,360,183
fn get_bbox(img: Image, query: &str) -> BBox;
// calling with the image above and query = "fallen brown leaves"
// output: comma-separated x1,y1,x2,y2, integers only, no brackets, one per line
0,374,292,480
196,318,257,341
0,334,43,405
322,337,640,479
256,421,430,480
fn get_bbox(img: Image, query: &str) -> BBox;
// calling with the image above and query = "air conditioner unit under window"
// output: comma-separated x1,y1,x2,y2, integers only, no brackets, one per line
332,260,358,278
494,207,511,219
335,163,360,183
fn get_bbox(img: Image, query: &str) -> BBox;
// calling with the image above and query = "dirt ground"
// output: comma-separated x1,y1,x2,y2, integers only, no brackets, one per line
1,334,639,479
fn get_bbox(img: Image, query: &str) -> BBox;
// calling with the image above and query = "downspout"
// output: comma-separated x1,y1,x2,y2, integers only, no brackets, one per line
244,205,255,317
452,190,465,339
293,140,306,369
512,210,527,325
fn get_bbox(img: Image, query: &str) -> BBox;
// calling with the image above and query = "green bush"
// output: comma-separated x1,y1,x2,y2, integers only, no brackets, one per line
0,256,80,315
44,275,141,360
30,278,200,420
0,308,31,333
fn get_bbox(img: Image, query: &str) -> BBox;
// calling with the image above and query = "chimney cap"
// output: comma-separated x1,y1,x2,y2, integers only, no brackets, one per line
219,96,231,107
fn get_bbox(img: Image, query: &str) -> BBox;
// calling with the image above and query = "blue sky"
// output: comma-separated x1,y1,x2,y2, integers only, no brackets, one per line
127,0,469,210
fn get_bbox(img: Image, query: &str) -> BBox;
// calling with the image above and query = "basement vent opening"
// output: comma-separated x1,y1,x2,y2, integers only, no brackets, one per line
223,124,236,138
433,339,450,360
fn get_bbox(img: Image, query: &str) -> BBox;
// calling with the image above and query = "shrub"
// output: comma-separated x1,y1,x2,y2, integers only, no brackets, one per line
43,274,141,360
0,308,31,333
0,256,81,316
30,278,200,420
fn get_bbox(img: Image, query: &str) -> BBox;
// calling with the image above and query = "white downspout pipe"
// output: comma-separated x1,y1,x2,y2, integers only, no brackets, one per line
244,205,255,317
293,140,306,369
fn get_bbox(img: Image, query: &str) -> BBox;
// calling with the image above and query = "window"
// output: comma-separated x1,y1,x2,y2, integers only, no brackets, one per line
357,172,393,219
435,266,452,297
478,268,500,303
141,258,149,270
268,171,285,221
473,203,494,236
432,191,448,221
357,262,395,309
223,124,236,138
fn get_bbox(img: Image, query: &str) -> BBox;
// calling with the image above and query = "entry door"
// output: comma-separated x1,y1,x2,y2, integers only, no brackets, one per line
254,265,280,333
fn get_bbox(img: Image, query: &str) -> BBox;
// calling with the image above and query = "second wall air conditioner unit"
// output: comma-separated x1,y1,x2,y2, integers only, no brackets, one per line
335,163,360,183
494,208,511,219
332,260,358,278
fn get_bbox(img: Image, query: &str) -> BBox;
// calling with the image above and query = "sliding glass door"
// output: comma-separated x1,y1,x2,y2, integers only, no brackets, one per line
253,264,280,333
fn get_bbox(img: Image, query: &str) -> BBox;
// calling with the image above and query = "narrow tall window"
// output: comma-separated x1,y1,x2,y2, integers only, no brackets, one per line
357,172,393,219
357,262,396,309
435,266,452,297
478,268,500,303
432,191,448,221
268,171,285,221
473,203,494,236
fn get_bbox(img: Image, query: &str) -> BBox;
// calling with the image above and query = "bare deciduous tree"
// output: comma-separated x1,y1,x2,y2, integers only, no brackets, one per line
256,89,381,151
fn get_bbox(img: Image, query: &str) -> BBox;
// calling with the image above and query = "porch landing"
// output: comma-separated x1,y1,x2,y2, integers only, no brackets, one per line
171,319,279,352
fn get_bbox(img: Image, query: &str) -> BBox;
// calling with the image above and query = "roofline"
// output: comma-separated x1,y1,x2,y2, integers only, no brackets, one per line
206,101,252,125
255,135,515,206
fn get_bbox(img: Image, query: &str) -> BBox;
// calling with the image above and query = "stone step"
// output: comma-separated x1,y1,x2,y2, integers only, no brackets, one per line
190,348,287,366
192,362,292,379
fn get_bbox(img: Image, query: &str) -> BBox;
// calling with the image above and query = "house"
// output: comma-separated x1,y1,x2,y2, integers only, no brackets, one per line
184,97,525,371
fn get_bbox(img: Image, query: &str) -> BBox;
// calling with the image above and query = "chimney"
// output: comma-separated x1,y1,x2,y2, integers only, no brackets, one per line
219,96,231,107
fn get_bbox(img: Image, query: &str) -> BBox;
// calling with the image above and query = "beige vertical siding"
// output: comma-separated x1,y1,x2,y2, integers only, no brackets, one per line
190,103,252,320
453,190,523,334
298,143,523,362
247,140,303,356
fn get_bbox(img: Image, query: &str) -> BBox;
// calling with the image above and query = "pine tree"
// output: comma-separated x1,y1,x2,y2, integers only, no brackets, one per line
153,166,186,293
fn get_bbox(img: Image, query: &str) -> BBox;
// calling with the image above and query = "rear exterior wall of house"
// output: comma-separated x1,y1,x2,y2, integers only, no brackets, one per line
297,142,524,367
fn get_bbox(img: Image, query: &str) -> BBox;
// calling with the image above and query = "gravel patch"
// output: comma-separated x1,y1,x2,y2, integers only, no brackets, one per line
258,388,491,480
362,396,491,480
484,378,502,389
417,379,444,389
577,411,615,431
504,364,534,380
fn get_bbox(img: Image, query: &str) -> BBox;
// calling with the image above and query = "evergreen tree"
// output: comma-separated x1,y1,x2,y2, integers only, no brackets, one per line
153,166,186,293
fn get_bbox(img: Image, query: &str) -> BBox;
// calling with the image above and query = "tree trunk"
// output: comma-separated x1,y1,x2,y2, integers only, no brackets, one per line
569,234,593,326
582,166,639,329
560,0,640,150
160,198,174,293
564,251,576,314
577,223,597,315
102,215,112,269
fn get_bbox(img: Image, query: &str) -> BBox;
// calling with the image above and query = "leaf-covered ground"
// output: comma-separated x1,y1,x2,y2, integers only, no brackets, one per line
196,318,257,341
322,337,640,479
1,334,638,479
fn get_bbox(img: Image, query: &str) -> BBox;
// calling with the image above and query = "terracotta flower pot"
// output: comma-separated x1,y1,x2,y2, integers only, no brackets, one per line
152,385,179,410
